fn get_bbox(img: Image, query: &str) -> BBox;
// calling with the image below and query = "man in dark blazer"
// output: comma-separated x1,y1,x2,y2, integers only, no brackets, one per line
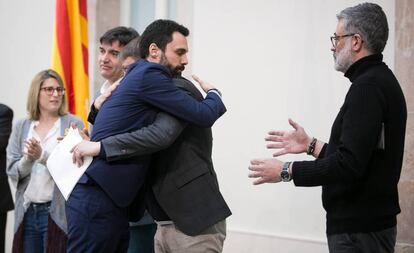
103,77,231,252
72,19,231,252
65,20,226,253
0,104,13,253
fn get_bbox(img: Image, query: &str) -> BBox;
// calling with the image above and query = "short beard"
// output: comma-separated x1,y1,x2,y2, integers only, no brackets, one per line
160,53,185,77
334,42,354,73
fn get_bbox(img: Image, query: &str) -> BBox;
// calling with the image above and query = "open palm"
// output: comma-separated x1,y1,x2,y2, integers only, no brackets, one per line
266,118,310,157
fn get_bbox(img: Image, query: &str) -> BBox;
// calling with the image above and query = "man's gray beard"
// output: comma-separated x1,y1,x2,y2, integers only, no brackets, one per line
334,43,354,73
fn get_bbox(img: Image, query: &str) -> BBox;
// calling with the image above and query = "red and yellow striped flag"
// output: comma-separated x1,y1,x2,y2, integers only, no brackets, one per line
51,0,89,125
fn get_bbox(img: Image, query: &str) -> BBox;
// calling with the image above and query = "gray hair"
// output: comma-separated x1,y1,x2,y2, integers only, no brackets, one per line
337,2,389,54
120,37,141,62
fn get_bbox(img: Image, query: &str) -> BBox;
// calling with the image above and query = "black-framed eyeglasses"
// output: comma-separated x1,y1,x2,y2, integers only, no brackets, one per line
40,87,65,96
330,33,355,47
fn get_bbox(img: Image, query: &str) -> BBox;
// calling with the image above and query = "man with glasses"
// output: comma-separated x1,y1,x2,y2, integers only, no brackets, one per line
249,3,406,253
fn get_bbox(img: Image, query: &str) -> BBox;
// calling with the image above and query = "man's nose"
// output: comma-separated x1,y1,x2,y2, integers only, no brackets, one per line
101,52,110,62
181,54,188,65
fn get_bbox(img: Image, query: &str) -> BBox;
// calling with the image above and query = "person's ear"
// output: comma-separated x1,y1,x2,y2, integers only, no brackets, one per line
352,34,363,52
149,43,160,59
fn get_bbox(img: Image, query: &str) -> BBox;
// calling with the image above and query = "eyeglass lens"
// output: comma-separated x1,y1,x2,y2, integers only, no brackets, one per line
42,87,65,95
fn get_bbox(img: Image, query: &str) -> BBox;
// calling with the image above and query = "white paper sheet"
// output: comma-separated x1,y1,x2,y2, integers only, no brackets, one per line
47,128,92,200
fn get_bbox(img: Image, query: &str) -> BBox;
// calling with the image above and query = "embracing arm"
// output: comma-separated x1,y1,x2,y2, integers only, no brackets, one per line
101,111,186,161
139,68,226,128
73,112,186,164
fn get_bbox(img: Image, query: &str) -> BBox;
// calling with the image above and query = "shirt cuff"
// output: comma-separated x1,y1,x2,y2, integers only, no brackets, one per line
99,142,107,159
207,88,222,98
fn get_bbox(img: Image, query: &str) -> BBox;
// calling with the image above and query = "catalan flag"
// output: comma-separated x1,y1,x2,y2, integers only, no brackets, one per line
51,0,89,125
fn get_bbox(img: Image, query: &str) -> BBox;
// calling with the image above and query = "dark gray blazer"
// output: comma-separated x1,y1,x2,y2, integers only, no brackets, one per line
0,104,13,213
100,77,231,235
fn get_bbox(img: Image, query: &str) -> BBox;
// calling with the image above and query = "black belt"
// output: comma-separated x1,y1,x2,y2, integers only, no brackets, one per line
30,202,51,208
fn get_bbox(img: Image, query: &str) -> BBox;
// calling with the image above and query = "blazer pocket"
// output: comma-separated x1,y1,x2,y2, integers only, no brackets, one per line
174,162,209,189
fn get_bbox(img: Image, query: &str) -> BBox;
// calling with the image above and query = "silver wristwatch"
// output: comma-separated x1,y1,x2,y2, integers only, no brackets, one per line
280,162,292,182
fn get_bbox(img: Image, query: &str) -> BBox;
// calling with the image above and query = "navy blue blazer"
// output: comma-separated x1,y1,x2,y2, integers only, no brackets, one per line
86,60,226,208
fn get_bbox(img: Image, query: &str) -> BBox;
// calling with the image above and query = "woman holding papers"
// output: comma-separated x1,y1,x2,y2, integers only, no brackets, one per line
6,69,83,253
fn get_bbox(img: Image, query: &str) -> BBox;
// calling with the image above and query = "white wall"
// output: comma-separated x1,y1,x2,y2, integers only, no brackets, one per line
189,1,395,252
0,1,55,252
0,0,55,119
0,0,395,252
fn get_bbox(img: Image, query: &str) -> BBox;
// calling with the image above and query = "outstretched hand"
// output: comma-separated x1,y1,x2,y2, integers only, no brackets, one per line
192,75,215,93
248,158,283,185
266,118,311,157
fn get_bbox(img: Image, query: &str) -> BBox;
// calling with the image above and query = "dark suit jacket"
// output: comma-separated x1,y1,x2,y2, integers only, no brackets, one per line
101,78,231,236
87,60,226,208
0,104,13,212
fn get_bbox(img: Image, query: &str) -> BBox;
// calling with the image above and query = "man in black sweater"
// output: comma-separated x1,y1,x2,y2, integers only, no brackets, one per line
249,3,406,253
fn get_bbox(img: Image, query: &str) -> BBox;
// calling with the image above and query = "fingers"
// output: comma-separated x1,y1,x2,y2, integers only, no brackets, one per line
75,155,84,167
79,129,90,141
253,177,266,185
250,159,264,166
25,139,40,152
248,170,261,178
272,150,287,157
192,74,202,85
72,151,84,167
248,163,264,183
288,118,301,130
71,145,77,163
82,129,90,137
25,138,39,146
268,130,284,136
192,74,214,92
24,139,42,160
265,135,284,142
248,169,269,185
71,145,84,167
266,142,284,149
70,143,77,153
